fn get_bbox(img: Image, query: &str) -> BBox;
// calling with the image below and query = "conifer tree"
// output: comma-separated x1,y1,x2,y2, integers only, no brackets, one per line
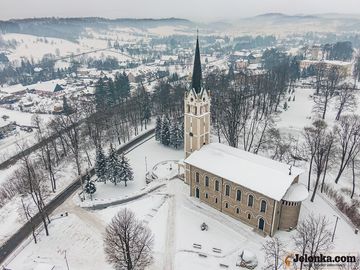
155,116,162,141
161,116,170,146
95,77,106,111
169,122,178,148
115,72,130,101
106,78,116,107
62,96,71,115
107,144,122,185
169,121,184,149
84,173,96,200
95,145,107,183
119,155,134,187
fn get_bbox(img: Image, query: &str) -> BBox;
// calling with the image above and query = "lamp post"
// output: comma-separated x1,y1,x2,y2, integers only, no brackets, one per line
331,215,340,242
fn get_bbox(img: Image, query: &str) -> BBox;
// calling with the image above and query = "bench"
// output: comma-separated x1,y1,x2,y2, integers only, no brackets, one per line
212,248,222,253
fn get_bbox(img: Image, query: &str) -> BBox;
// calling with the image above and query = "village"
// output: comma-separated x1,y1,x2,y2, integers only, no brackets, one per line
0,12,360,270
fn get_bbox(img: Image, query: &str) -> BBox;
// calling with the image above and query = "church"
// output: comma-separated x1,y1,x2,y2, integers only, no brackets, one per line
182,36,308,237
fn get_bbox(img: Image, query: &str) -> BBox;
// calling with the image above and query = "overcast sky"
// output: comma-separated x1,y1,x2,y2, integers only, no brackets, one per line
0,0,359,21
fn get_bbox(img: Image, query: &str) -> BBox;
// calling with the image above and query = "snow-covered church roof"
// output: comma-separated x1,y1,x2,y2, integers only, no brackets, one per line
282,183,308,202
184,143,303,201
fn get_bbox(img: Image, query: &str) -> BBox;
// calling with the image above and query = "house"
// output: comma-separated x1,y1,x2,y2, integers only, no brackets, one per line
299,60,352,76
0,93,19,104
0,119,16,138
248,53,262,64
305,45,323,61
235,59,249,70
0,83,27,95
182,36,308,236
27,80,66,96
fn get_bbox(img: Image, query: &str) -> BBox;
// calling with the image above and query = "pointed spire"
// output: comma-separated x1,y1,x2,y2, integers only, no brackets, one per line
192,31,202,94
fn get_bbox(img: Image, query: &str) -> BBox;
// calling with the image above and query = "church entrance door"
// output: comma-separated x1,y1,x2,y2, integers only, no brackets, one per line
195,188,200,198
258,218,265,231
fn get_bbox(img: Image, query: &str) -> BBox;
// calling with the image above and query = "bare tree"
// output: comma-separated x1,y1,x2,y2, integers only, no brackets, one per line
19,195,37,243
292,214,333,270
334,115,360,184
32,115,57,192
314,62,327,95
268,128,293,163
313,66,345,119
51,108,83,176
335,83,357,120
216,89,247,148
320,131,337,193
261,237,285,270
307,122,335,202
354,53,360,88
303,120,326,192
15,158,51,236
350,155,360,199
104,208,154,270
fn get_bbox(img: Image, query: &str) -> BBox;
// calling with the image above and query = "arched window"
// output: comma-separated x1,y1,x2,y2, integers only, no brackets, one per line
205,193,208,199
236,190,242,201
195,172,199,183
236,208,240,214
225,185,230,196
205,176,209,187
248,195,254,207
225,202,229,208
215,197,218,204
215,180,219,191
247,213,251,220
260,200,267,213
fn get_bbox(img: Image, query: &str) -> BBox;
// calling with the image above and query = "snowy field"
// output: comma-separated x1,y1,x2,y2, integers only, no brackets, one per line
3,138,360,270
2,29,144,64
2,33,83,62
0,107,53,161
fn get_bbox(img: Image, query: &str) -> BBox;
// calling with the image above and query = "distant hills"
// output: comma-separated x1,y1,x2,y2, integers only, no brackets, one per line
233,12,360,34
1,13,360,39
0,17,194,40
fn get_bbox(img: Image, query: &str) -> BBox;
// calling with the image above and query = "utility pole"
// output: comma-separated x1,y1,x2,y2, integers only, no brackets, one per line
331,215,340,242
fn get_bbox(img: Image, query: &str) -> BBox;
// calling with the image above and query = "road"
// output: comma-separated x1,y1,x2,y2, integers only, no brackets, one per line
0,128,155,265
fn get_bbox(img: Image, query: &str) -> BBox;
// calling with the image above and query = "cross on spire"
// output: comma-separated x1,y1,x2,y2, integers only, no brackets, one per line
192,30,202,94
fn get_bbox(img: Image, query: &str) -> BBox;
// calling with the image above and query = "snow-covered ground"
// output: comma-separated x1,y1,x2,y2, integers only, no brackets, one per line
0,125,154,245
0,107,53,161
2,33,83,63
3,138,360,270
77,140,183,207
277,86,360,199
1,27,360,269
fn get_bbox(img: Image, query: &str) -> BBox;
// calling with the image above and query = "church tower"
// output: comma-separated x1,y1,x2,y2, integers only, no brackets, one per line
184,35,211,160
